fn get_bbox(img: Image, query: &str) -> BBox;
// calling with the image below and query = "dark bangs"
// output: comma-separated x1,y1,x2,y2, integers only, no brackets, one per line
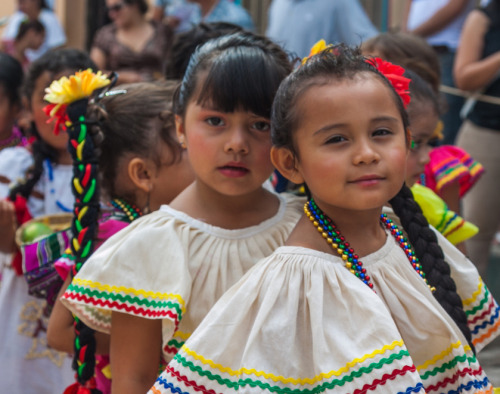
196,46,283,118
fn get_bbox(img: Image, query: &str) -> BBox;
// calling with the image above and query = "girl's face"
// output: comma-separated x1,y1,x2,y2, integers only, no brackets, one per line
290,75,408,214
177,98,274,199
0,86,19,139
405,102,439,187
31,70,70,154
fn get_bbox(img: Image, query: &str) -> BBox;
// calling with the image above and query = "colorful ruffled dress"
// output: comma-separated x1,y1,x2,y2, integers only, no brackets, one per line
422,145,484,197
411,183,478,245
149,207,500,394
0,157,75,394
22,201,141,394
61,193,304,363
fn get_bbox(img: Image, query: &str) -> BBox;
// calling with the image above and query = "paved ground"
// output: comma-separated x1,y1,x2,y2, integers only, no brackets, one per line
477,243,500,387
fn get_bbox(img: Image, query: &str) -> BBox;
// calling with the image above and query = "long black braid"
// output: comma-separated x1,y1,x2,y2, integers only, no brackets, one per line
389,184,474,351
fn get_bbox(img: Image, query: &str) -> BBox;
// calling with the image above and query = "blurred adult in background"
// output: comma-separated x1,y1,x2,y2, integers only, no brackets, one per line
1,0,65,62
1,20,45,71
152,0,199,33
453,0,500,278
266,0,377,60
403,0,476,145
91,0,173,84
153,0,254,33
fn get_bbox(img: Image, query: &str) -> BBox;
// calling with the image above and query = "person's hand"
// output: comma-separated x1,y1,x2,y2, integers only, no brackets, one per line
0,199,17,253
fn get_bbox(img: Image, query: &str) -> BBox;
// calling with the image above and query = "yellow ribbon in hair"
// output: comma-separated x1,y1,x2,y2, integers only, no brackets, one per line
302,39,332,64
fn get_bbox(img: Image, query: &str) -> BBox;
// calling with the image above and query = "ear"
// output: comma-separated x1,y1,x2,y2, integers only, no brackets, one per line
175,114,186,148
127,157,155,193
270,146,304,185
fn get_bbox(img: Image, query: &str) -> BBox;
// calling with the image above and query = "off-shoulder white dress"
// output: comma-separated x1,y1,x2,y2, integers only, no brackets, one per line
61,192,304,361
149,208,499,394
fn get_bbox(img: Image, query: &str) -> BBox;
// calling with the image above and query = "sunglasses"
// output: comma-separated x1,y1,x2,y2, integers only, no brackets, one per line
106,2,125,13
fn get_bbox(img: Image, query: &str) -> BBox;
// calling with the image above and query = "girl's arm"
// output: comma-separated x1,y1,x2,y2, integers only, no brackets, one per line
47,275,110,354
454,10,500,91
110,311,162,394
0,199,17,253
439,181,461,215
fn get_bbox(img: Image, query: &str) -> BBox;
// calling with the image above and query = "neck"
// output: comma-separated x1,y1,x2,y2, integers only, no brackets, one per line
25,9,41,21
0,124,16,142
312,199,386,257
57,149,73,165
171,180,279,229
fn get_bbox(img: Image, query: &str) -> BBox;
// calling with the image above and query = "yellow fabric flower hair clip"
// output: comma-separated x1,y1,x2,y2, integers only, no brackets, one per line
302,39,333,64
43,69,111,134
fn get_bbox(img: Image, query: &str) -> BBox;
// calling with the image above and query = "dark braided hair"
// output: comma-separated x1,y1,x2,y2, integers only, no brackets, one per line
174,31,293,119
8,48,96,202
271,44,473,350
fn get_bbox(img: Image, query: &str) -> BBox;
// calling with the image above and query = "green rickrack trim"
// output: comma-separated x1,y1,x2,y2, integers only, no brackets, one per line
419,353,478,380
66,284,184,318
78,116,86,143
465,287,490,317
83,179,96,203
173,348,411,394
167,338,184,349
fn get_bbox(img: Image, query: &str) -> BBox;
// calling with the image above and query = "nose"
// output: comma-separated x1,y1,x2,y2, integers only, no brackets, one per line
224,127,249,155
418,145,431,166
352,138,380,165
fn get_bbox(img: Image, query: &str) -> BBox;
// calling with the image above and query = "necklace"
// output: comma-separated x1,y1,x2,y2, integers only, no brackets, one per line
110,199,143,222
304,199,435,292
0,127,28,150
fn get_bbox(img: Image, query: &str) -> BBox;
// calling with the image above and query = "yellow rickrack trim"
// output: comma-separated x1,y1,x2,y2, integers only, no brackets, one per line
71,277,186,312
416,341,470,372
78,206,88,222
181,339,406,385
462,278,483,306
173,330,191,341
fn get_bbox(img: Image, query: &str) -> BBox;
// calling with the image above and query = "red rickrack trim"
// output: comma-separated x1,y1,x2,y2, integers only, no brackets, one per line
366,57,411,108
63,376,97,394
43,103,71,135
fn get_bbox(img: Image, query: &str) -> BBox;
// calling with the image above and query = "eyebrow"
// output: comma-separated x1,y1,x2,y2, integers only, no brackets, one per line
312,116,401,136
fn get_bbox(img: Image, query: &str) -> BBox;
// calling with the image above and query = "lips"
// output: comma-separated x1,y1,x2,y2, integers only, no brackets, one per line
218,163,249,178
349,174,385,186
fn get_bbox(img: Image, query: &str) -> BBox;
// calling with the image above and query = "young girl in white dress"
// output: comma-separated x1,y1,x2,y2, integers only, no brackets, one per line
149,44,500,394
60,32,304,393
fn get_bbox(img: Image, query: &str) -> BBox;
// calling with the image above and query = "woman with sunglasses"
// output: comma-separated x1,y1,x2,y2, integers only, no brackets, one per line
90,0,173,85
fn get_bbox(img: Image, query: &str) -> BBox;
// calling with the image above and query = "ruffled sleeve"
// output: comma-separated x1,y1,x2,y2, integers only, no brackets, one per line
423,145,484,197
411,183,478,245
431,228,500,353
61,210,191,347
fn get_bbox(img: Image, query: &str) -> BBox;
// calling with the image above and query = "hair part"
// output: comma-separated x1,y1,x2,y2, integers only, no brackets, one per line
165,22,244,80
174,31,292,120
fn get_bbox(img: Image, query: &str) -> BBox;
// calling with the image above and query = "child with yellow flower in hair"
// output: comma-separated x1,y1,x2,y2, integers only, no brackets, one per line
0,48,96,394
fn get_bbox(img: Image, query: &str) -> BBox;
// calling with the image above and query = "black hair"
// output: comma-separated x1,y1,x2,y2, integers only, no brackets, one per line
272,44,473,350
165,22,244,80
174,31,293,120
0,53,24,107
15,19,45,41
483,0,500,24
9,48,96,202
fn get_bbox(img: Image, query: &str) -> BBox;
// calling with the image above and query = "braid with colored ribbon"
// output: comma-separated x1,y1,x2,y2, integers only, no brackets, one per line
44,70,110,393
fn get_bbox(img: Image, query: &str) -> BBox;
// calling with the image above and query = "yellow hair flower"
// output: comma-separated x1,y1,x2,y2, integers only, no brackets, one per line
302,39,332,64
44,69,110,105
